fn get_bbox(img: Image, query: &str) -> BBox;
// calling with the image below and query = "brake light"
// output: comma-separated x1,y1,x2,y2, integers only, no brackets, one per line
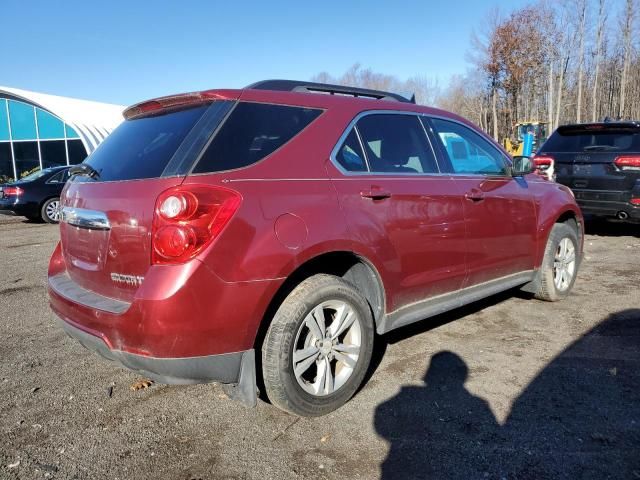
630,198,640,206
614,156,640,170
3,186,24,196
152,185,241,265
124,91,231,120
533,156,554,167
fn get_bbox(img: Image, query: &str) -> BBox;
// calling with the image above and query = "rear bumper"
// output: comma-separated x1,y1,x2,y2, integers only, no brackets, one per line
571,184,640,220
59,318,257,405
575,199,640,220
59,316,244,384
0,198,39,217
47,242,282,405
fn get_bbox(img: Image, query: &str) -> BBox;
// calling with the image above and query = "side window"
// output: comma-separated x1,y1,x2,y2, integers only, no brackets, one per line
335,129,367,172
430,118,508,175
193,102,322,173
47,170,65,183
356,114,438,174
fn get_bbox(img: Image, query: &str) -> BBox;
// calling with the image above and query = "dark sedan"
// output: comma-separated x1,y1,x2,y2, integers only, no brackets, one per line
0,166,71,223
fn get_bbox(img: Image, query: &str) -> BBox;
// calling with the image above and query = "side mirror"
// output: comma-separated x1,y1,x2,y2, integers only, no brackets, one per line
511,155,535,176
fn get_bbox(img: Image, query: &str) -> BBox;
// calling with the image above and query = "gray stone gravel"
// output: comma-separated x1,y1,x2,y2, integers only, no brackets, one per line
0,218,638,479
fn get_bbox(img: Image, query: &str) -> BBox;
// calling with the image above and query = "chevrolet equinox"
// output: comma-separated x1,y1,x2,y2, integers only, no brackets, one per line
48,80,583,416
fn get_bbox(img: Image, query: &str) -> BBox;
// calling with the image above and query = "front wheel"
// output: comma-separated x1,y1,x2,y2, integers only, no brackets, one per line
262,274,374,416
535,222,579,301
41,197,61,224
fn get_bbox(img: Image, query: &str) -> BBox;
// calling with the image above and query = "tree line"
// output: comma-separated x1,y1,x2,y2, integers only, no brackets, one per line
313,0,639,144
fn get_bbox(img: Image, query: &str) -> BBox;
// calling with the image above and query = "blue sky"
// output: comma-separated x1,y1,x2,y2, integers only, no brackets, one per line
2,0,530,106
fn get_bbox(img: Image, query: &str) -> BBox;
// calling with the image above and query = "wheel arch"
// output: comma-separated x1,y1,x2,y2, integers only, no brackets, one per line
253,250,385,348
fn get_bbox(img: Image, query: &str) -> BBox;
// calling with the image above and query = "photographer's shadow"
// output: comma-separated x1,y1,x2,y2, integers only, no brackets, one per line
374,309,640,479
375,351,502,479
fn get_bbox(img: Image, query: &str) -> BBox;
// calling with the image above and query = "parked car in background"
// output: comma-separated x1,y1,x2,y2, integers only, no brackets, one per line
48,80,583,417
535,121,640,221
0,166,70,223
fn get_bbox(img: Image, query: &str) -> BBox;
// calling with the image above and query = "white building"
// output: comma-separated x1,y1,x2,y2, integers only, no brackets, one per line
0,86,125,181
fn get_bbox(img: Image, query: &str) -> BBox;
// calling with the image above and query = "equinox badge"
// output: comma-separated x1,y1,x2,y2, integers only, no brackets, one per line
110,273,144,287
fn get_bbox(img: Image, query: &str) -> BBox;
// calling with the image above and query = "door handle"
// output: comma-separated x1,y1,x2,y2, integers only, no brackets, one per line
464,189,484,202
360,187,392,200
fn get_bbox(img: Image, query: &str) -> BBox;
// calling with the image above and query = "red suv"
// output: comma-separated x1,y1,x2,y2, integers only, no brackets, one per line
48,80,583,416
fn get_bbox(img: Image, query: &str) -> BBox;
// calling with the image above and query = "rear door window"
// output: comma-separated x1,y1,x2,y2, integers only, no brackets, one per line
83,104,210,181
355,114,438,174
430,118,508,175
192,102,322,173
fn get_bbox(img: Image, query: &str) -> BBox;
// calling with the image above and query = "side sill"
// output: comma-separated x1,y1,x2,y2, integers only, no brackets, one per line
377,270,536,334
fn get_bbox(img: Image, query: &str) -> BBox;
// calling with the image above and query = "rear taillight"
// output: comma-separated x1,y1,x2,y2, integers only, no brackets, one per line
533,156,554,177
533,155,554,168
630,198,640,206
3,186,24,196
152,185,241,265
614,156,640,170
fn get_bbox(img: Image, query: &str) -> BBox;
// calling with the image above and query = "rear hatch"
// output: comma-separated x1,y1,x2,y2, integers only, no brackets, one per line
538,123,640,199
59,96,236,302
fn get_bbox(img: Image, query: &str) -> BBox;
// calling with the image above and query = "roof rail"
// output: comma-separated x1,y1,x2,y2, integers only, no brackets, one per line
246,79,415,103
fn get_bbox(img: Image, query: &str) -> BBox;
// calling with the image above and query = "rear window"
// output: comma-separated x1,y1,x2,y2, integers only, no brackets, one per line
192,102,322,173
541,129,640,154
83,104,209,181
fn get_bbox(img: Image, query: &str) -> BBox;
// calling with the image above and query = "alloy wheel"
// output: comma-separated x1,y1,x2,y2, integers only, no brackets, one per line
292,300,362,396
553,237,576,291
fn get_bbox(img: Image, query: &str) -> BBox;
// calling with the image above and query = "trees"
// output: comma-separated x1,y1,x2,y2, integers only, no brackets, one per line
309,0,639,142
310,64,440,106
454,0,639,141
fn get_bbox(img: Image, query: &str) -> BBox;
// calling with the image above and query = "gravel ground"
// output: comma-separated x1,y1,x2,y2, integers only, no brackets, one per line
0,215,638,480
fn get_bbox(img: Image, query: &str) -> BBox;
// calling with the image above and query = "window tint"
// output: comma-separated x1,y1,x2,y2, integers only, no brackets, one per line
0,143,13,181
84,105,208,181
8,101,37,140
36,109,65,139
335,129,367,172
356,114,438,174
541,129,640,155
41,140,67,168
47,169,70,183
193,102,322,173
13,141,39,178
431,118,508,175
67,140,87,165
0,100,9,141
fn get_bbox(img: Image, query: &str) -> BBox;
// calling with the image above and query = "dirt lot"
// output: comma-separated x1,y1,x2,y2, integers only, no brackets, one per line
0,215,638,480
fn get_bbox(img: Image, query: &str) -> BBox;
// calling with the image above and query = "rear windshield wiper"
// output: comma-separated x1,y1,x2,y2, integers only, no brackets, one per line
583,145,618,151
69,163,101,180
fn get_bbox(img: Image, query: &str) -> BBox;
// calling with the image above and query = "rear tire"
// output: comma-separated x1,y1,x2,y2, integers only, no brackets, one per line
535,222,579,301
41,197,61,224
262,274,374,417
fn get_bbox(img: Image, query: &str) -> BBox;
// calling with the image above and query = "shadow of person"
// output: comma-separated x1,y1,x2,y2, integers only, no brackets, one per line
374,309,640,480
375,351,501,480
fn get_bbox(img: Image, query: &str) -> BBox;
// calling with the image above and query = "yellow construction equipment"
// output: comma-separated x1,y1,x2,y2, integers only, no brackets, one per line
503,121,548,156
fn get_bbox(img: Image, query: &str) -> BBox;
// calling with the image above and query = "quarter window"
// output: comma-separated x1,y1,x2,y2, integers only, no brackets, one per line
193,102,322,173
430,118,508,175
47,169,70,183
335,129,367,172
355,114,438,174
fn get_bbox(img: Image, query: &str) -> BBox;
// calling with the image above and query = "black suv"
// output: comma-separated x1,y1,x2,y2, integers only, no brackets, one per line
536,122,640,221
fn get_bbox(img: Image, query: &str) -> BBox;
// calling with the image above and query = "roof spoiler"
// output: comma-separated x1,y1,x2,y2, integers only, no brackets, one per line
246,79,415,104
557,121,640,134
